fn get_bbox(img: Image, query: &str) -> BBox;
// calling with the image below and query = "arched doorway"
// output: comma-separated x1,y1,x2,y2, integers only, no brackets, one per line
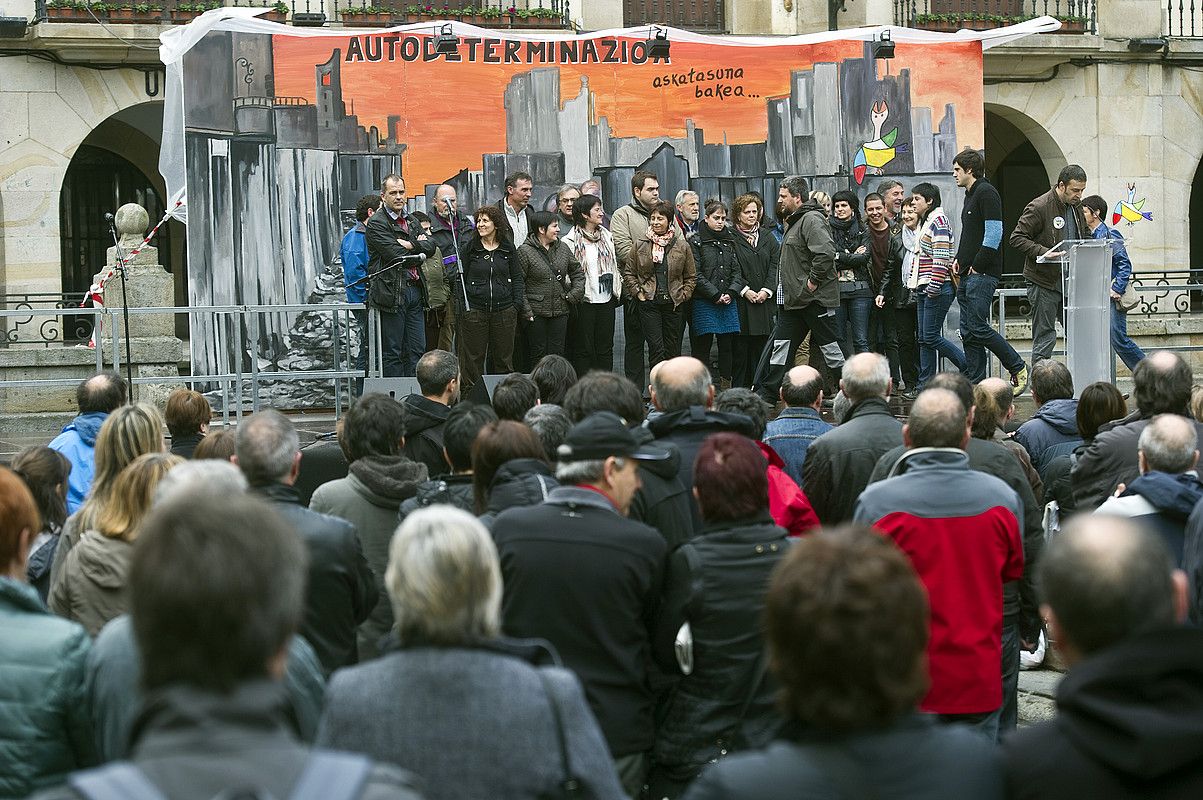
984,105,1067,279
1191,156,1203,271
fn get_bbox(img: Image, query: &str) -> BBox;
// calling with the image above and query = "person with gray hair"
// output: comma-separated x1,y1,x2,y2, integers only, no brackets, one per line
1096,413,1203,566
855,387,1024,742
236,409,377,676
524,403,572,462
491,413,669,795
315,506,625,800
154,459,248,506
1004,515,1203,798
647,356,757,535
801,352,902,525
674,189,700,237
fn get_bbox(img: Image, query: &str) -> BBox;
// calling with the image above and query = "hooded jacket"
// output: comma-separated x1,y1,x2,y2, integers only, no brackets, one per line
479,458,559,528
1072,412,1203,512
401,393,451,477
253,483,377,676
1013,398,1081,472
628,427,694,552
309,455,428,661
0,578,96,798
1004,627,1203,799
48,529,133,637
49,411,108,515
647,407,758,535
757,442,821,537
1095,470,1203,566
779,201,838,310
398,473,476,521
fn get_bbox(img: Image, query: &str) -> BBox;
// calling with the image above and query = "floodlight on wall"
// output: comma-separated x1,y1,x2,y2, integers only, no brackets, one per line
646,26,670,60
872,29,895,60
0,16,29,37
433,23,459,58
1127,37,1167,52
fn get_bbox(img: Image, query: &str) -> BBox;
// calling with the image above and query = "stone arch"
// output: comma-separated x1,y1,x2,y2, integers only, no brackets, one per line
984,102,1067,185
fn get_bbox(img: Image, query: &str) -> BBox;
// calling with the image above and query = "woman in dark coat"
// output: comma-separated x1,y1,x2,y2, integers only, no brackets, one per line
621,200,696,370
689,199,743,391
454,205,525,393
516,211,585,364
830,188,873,356
730,193,779,389
651,433,791,799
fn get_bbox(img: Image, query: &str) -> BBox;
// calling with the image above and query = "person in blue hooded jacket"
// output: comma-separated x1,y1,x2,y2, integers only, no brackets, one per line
48,372,127,515
1083,194,1146,371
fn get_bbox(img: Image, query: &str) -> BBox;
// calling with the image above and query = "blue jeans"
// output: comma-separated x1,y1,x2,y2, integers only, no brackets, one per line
1111,304,1146,371
378,284,425,377
1000,621,1019,736
917,282,965,388
835,295,873,356
958,272,1024,381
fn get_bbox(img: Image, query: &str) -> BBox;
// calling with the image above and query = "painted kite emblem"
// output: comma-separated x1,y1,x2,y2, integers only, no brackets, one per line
1112,182,1153,226
853,99,908,185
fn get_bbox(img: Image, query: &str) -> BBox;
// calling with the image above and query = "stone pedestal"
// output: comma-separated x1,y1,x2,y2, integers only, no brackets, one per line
93,203,184,408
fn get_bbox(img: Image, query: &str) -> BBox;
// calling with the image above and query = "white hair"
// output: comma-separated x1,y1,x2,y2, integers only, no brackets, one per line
1139,413,1198,474
154,460,248,507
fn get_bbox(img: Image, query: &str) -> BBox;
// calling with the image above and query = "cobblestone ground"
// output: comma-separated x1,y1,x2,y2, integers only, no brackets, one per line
1018,668,1062,727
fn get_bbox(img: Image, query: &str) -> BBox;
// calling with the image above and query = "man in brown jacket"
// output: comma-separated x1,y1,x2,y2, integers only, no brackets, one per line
1009,165,1088,364
753,175,843,404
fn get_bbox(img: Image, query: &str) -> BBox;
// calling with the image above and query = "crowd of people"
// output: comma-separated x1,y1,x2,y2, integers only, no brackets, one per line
4,340,1203,799
342,153,1147,420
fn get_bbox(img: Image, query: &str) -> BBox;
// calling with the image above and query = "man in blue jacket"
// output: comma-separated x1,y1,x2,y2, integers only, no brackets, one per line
1083,194,1146,371
341,194,380,389
48,371,127,514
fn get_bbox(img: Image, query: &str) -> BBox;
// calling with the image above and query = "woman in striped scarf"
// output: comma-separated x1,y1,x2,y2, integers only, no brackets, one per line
560,193,618,375
912,182,966,390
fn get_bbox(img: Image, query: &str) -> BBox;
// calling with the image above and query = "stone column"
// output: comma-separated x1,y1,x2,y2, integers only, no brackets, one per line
94,203,184,407
1095,0,1162,38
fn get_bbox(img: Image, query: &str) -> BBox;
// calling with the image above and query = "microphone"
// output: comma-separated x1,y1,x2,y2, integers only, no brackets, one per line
104,212,115,223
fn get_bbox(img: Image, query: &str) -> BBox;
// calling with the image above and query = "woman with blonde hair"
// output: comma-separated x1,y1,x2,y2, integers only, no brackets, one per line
50,451,181,636
50,402,165,587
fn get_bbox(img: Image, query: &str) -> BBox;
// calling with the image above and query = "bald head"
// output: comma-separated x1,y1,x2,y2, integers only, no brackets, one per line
1133,350,1192,416
77,370,128,414
782,365,824,409
904,388,969,450
651,356,713,412
1138,413,1199,474
433,184,458,217
839,353,891,404
1041,515,1184,663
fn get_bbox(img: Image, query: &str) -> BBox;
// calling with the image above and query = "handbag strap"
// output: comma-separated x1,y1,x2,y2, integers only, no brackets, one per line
536,669,584,799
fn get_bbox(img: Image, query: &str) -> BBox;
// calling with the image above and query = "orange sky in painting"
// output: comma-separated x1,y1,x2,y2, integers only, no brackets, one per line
271,34,983,189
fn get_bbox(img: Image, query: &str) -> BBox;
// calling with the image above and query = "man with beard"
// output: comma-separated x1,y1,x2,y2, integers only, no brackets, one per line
428,184,474,351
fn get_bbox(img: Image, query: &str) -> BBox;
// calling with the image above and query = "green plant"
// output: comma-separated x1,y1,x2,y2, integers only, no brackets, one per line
133,2,161,12
476,5,500,16
271,0,288,12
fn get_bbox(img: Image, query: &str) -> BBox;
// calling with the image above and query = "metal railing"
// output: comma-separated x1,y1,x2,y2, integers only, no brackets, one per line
893,0,1097,33
1166,0,1203,36
0,293,95,346
34,0,572,27
0,302,372,424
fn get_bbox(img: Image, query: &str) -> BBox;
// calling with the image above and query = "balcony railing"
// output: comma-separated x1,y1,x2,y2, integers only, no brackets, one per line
34,0,572,28
894,0,1097,34
1166,0,1202,36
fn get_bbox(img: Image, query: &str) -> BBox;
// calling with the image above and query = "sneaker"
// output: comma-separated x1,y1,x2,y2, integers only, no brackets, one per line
1011,364,1030,397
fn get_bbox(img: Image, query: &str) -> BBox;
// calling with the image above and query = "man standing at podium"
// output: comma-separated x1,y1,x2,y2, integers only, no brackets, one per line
1010,165,1088,365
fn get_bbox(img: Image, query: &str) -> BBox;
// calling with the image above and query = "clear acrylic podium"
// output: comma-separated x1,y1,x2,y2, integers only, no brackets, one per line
1053,238,1113,386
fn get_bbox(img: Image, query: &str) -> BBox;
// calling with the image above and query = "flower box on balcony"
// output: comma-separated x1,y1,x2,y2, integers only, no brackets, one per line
108,3,164,22
342,7,392,26
45,1,107,20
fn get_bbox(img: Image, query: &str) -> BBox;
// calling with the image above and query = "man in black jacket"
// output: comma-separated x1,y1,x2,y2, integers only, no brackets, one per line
564,370,693,551
400,402,496,524
1004,515,1203,799
646,356,757,535
492,412,670,797
870,371,1044,735
801,352,902,526
366,174,436,377
429,183,474,343
402,349,460,478
953,148,1029,390
37,492,421,800
235,409,377,676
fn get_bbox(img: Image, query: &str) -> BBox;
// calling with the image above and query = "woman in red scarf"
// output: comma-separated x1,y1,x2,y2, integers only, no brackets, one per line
620,201,696,370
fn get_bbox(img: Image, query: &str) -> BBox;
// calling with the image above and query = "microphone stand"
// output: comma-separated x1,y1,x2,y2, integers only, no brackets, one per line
447,200,470,312
344,253,427,293
105,213,135,397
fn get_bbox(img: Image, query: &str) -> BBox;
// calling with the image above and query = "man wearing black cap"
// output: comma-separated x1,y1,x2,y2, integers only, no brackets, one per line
492,411,669,797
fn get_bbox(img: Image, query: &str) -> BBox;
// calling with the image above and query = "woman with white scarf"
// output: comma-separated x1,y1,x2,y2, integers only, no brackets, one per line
561,193,618,375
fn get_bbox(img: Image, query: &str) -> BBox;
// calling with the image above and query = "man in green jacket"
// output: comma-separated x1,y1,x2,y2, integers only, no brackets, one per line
753,175,843,405
1009,164,1088,364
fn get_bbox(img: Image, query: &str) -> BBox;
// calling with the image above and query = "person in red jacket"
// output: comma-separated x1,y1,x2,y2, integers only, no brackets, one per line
715,388,820,536
854,387,1024,742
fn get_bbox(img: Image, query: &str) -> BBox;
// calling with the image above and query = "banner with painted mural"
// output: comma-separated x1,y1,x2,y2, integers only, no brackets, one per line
158,11,1054,407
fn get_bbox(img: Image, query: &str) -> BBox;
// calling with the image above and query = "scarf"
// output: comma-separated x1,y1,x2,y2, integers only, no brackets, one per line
646,227,675,264
571,226,616,279
901,225,921,289
736,223,759,248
